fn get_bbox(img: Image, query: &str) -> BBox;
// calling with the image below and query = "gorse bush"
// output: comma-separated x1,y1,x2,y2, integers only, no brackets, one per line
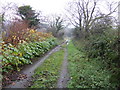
2,37,58,73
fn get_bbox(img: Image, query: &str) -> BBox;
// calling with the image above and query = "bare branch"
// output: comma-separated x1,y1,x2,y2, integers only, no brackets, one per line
66,0,117,36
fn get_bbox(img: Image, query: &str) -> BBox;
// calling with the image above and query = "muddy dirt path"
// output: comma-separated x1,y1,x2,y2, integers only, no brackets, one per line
57,45,69,88
4,43,65,88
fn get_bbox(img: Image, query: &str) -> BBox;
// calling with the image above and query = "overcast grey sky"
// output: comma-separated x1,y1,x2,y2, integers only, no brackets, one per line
0,0,119,16
0,0,73,15
0,0,119,27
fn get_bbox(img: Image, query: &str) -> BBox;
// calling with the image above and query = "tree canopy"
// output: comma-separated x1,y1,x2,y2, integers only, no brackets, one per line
18,5,40,28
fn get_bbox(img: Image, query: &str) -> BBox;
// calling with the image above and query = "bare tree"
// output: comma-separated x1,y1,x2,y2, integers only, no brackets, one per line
66,0,118,37
0,2,18,31
91,14,113,34
47,14,66,37
48,15,65,31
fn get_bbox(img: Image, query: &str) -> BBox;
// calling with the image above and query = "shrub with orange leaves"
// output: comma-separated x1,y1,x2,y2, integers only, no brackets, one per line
2,19,29,46
2,19,53,46
25,29,53,42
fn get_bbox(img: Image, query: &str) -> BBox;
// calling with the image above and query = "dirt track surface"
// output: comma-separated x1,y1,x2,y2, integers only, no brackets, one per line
4,43,64,88
57,46,70,88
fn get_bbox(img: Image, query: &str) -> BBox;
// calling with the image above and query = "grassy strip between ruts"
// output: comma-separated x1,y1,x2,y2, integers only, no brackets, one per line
30,47,65,88
67,41,117,88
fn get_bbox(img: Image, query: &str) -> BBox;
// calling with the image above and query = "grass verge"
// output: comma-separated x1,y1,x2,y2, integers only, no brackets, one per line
67,41,117,88
30,48,65,88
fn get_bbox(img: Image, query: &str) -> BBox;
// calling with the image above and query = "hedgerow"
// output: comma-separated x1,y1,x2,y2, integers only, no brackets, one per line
73,29,120,88
1,20,58,73
84,30,120,87
84,30,119,73
2,37,58,73
67,41,118,88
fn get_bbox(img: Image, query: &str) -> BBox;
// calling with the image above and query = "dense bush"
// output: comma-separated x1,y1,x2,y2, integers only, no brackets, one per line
1,18,57,73
84,30,119,67
73,28,120,88
67,42,118,88
2,37,58,73
82,30,120,87
2,19,29,45
2,19,52,46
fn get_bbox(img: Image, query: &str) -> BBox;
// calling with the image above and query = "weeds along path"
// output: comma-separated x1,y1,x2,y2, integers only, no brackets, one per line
4,42,65,88
57,44,70,88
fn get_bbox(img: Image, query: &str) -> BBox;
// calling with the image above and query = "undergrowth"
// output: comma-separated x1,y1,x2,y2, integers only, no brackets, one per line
67,41,118,88
2,37,58,73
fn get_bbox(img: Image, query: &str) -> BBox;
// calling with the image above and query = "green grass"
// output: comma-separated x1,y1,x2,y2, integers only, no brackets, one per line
30,48,65,88
67,41,117,88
